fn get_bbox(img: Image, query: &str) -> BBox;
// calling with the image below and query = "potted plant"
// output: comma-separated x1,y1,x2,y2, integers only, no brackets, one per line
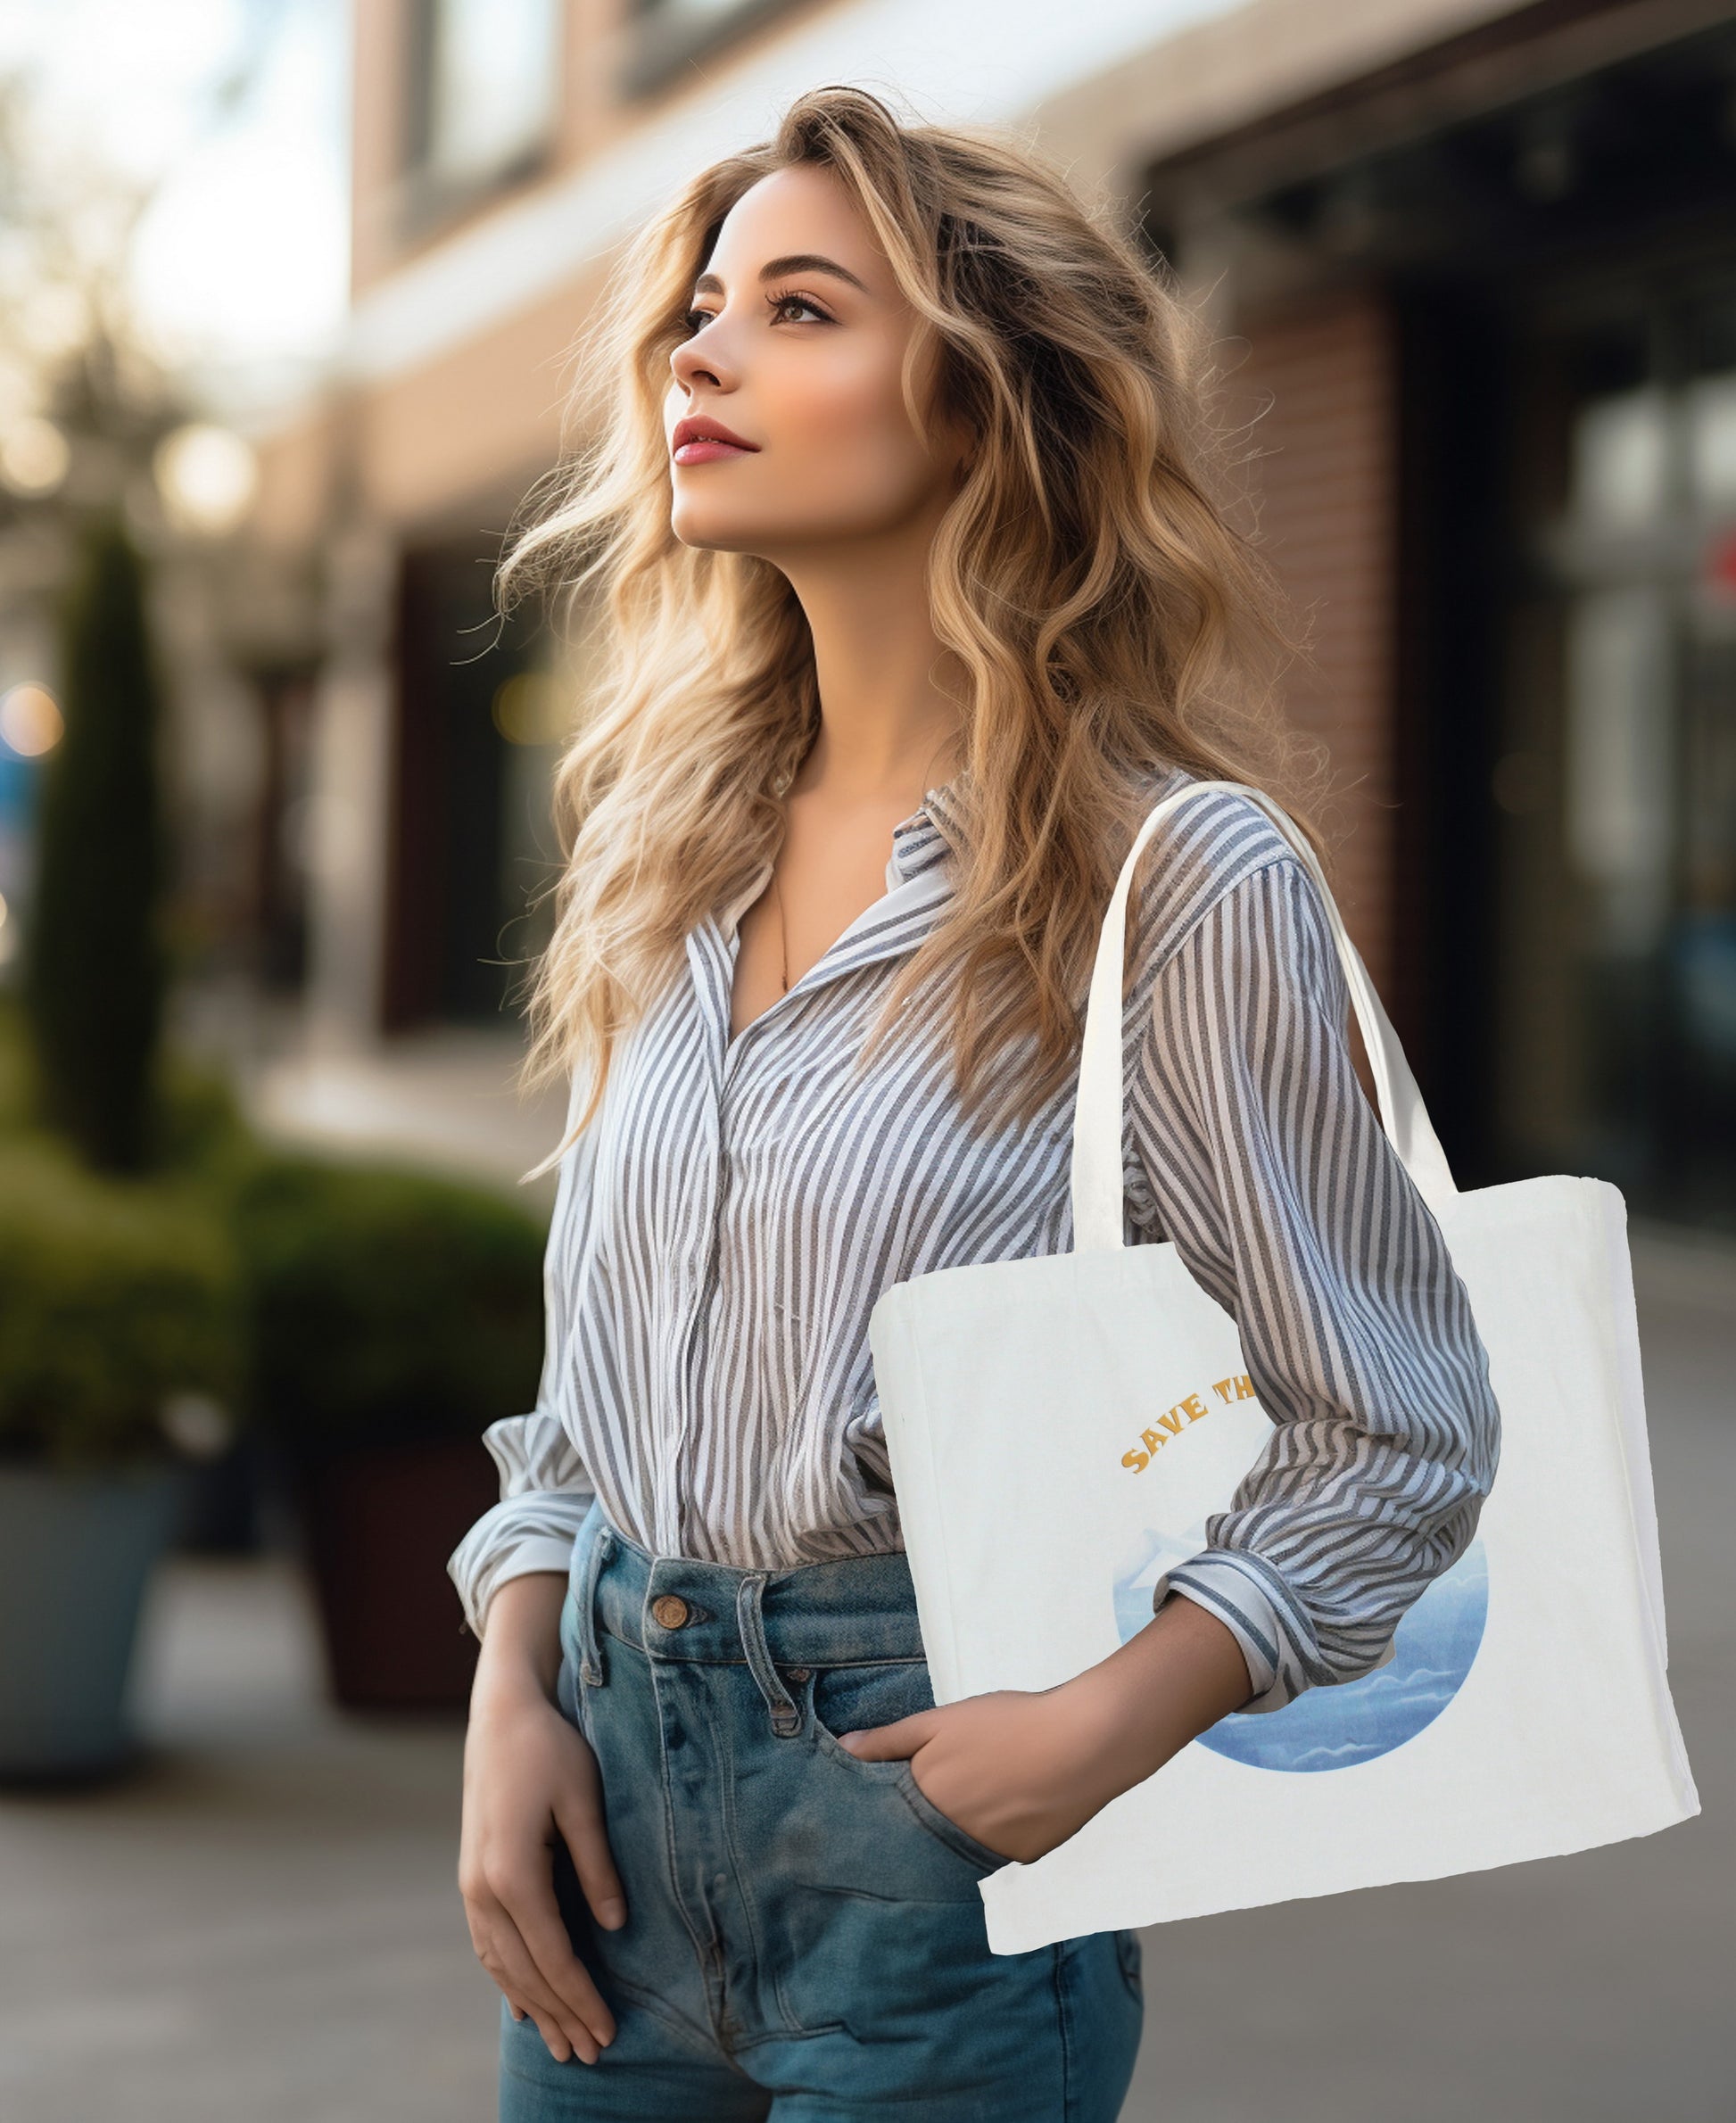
233,1152,547,1712
0,1136,241,1779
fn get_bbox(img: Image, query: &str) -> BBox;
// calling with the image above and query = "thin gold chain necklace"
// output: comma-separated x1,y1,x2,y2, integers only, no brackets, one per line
770,865,790,993
769,768,795,993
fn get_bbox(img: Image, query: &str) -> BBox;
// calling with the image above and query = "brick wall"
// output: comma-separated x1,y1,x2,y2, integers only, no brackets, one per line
1227,285,1403,1004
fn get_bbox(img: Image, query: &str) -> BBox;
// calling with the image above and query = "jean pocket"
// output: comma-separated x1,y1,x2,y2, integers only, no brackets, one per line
893,1759,1012,1872
806,1656,928,1753
804,1660,1010,1874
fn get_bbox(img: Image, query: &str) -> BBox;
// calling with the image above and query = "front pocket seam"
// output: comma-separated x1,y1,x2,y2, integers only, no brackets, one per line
802,1667,1006,1870
806,1684,907,1776
893,1763,1010,1871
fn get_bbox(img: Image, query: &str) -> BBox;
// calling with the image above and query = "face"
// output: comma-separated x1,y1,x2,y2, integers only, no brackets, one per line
664,162,970,563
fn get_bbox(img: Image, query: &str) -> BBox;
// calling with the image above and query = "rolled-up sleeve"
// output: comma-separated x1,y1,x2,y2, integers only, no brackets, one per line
446,1074,599,1640
1126,854,1500,1714
447,1411,596,1640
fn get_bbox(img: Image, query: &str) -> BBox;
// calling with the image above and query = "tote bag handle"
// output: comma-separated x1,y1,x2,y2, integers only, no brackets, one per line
1071,780,1459,1252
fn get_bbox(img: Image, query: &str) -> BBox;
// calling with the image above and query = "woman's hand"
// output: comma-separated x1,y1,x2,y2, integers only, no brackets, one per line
457,1572,624,2066
836,1588,1255,1864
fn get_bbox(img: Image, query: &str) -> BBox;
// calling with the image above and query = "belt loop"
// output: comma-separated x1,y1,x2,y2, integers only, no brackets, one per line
736,1574,802,1737
575,1516,614,1689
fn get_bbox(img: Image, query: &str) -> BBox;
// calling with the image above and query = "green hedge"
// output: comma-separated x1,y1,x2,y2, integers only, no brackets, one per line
233,1153,547,1454
0,995,549,1465
0,1137,242,1470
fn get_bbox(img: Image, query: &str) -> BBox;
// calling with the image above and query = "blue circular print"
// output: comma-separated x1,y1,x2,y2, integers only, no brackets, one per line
1113,1537,1489,1773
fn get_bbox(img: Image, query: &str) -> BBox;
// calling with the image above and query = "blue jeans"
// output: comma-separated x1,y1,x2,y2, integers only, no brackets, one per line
499,1499,1145,2119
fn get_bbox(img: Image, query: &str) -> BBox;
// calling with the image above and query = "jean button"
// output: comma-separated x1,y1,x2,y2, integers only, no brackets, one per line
651,1593,691,1630
785,1666,810,1682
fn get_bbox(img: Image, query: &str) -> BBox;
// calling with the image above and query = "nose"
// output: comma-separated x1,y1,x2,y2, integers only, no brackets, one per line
671,317,734,394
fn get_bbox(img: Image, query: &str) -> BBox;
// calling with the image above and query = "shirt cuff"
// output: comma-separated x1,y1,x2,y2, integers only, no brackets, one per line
447,1492,591,1640
474,1537,583,1636
1152,1547,1398,1715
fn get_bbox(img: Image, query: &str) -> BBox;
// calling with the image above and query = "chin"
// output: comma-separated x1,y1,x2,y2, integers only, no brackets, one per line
668,500,803,555
670,514,760,554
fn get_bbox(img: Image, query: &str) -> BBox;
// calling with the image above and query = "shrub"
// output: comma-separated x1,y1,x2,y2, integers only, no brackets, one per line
153,1047,258,1180
232,1153,547,1454
0,1137,243,1470
0,994,27,1133
21,515,169,1173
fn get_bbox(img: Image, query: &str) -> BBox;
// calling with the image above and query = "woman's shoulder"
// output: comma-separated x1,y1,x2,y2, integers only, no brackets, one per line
1123,763,1316,962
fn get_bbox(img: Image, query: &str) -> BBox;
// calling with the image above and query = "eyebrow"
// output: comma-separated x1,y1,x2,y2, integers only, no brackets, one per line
691,252,872,298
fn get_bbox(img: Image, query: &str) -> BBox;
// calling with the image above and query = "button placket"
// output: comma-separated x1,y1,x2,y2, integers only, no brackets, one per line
665,1068,723,1550
673,1117,729,1550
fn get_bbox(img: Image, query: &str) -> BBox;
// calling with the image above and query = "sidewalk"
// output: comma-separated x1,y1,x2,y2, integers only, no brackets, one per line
0,1560,493,2123
241,1022,569,1208
0,1231,1727,2121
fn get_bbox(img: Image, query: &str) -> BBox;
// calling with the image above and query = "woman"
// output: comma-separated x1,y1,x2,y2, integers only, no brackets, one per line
449,87,1500,2121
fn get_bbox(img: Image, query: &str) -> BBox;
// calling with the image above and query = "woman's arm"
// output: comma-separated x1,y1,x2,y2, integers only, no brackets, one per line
839,1574,1258,1861
450,1401,619,2067
1119,852,1501,1714
450,1077,624,2068
448,1070,601,1640
843,845,1500,1861
459,1571,624,2067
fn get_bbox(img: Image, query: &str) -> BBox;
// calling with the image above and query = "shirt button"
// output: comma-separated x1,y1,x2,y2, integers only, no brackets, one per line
651,1594,691,1630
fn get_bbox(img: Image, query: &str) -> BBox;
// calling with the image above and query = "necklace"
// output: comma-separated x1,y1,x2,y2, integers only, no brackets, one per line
767,763,797,994
770,865,789,993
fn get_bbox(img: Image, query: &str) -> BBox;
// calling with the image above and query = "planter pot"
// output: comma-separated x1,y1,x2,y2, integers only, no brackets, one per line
292,1438,500,1712
0,1461,186,1780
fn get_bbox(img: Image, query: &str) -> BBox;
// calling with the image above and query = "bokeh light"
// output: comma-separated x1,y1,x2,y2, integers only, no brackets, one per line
153,422,260,536
491,672,569,746
0,417,71,498
0,682,65,757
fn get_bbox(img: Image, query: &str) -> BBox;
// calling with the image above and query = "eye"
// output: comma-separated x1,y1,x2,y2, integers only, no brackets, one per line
767,289,833,324
677,291,835,339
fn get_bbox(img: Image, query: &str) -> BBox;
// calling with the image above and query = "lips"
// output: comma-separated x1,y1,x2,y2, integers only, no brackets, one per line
672,414,759,464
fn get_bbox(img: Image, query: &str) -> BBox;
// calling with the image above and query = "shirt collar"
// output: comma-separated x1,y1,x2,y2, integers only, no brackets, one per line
714,764,970,938
889,764,971,885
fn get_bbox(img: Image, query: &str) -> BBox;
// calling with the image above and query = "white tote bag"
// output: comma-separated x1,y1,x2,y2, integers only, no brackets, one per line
868,780,1699,1954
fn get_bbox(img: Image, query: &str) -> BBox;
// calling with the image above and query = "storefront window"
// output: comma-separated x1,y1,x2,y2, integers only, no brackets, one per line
622,0,796,98
406,0,560,213
1500,284,1736,1226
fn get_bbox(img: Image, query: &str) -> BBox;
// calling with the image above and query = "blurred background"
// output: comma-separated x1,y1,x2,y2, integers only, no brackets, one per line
0,2,1729,2118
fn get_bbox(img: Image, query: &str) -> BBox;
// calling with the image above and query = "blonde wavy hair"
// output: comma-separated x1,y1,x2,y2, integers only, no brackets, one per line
503,84,1325,1183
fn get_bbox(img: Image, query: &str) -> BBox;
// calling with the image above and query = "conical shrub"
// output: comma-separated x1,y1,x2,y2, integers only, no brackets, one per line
22,514,168,1172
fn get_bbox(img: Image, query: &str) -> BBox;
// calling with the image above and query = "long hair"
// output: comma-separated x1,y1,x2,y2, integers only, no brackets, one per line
501,85,1325,1181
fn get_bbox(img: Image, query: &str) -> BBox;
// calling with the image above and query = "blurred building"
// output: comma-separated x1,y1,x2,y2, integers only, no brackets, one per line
248,0,1736,1228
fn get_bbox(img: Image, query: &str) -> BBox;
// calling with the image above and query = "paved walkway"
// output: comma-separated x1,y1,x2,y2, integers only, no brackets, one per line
240,1022,569,1209
0,1560,496,2122
0,1230,1728,2120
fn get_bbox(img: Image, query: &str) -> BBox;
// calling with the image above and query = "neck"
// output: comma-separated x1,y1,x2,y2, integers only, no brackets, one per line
771,509,966,804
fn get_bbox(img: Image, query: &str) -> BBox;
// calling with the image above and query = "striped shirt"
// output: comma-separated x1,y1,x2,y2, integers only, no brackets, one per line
447,764,1500,1714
